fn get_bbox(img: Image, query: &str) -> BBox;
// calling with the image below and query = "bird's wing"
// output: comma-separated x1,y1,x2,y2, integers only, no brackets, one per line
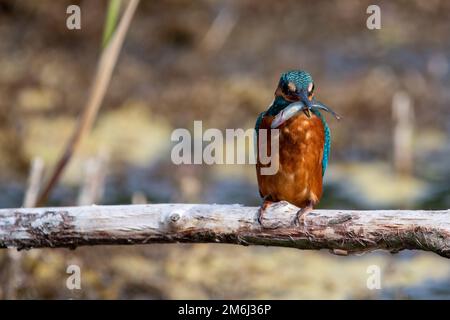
255,111,266,198
255,111,266,132
322,121,330,176
311,109,330,176
255,98,276,131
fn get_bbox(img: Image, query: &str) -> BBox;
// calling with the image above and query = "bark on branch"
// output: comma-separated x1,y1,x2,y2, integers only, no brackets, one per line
0,203,449,258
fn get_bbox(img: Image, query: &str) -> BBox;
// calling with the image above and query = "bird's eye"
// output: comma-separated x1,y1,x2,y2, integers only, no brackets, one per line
307,82,314,95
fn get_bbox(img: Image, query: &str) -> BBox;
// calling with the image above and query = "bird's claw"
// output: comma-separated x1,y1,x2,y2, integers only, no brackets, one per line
257,206,264,225
257,199,286,229
293,205,313,227
256,199,272,227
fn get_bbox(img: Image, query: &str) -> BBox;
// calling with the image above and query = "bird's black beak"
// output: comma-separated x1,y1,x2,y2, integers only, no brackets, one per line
296,89,312,118
303,108,311,118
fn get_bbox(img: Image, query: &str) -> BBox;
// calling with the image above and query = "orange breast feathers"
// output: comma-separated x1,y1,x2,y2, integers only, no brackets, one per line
256,112,325,208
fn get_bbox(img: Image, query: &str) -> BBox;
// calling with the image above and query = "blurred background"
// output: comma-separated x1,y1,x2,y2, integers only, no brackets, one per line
0,0,449,299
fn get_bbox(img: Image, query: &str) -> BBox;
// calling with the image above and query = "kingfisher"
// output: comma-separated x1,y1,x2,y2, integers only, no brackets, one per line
255,70,340,225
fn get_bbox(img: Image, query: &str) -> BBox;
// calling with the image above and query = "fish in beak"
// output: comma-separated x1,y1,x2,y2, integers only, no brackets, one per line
311,101,341,120
271,100,308,128
271,92,341,129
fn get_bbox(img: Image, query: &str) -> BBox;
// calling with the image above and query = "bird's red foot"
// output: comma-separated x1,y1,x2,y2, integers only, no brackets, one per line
295,203,314,226
257,198,273,226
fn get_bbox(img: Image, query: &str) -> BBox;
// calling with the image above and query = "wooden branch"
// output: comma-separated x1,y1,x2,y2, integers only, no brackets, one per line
0,203,449,258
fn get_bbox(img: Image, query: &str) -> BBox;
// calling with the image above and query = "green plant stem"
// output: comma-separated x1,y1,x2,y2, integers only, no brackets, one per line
102,0,122,48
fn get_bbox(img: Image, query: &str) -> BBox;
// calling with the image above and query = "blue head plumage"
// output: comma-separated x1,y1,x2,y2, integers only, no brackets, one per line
281,70,313,93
